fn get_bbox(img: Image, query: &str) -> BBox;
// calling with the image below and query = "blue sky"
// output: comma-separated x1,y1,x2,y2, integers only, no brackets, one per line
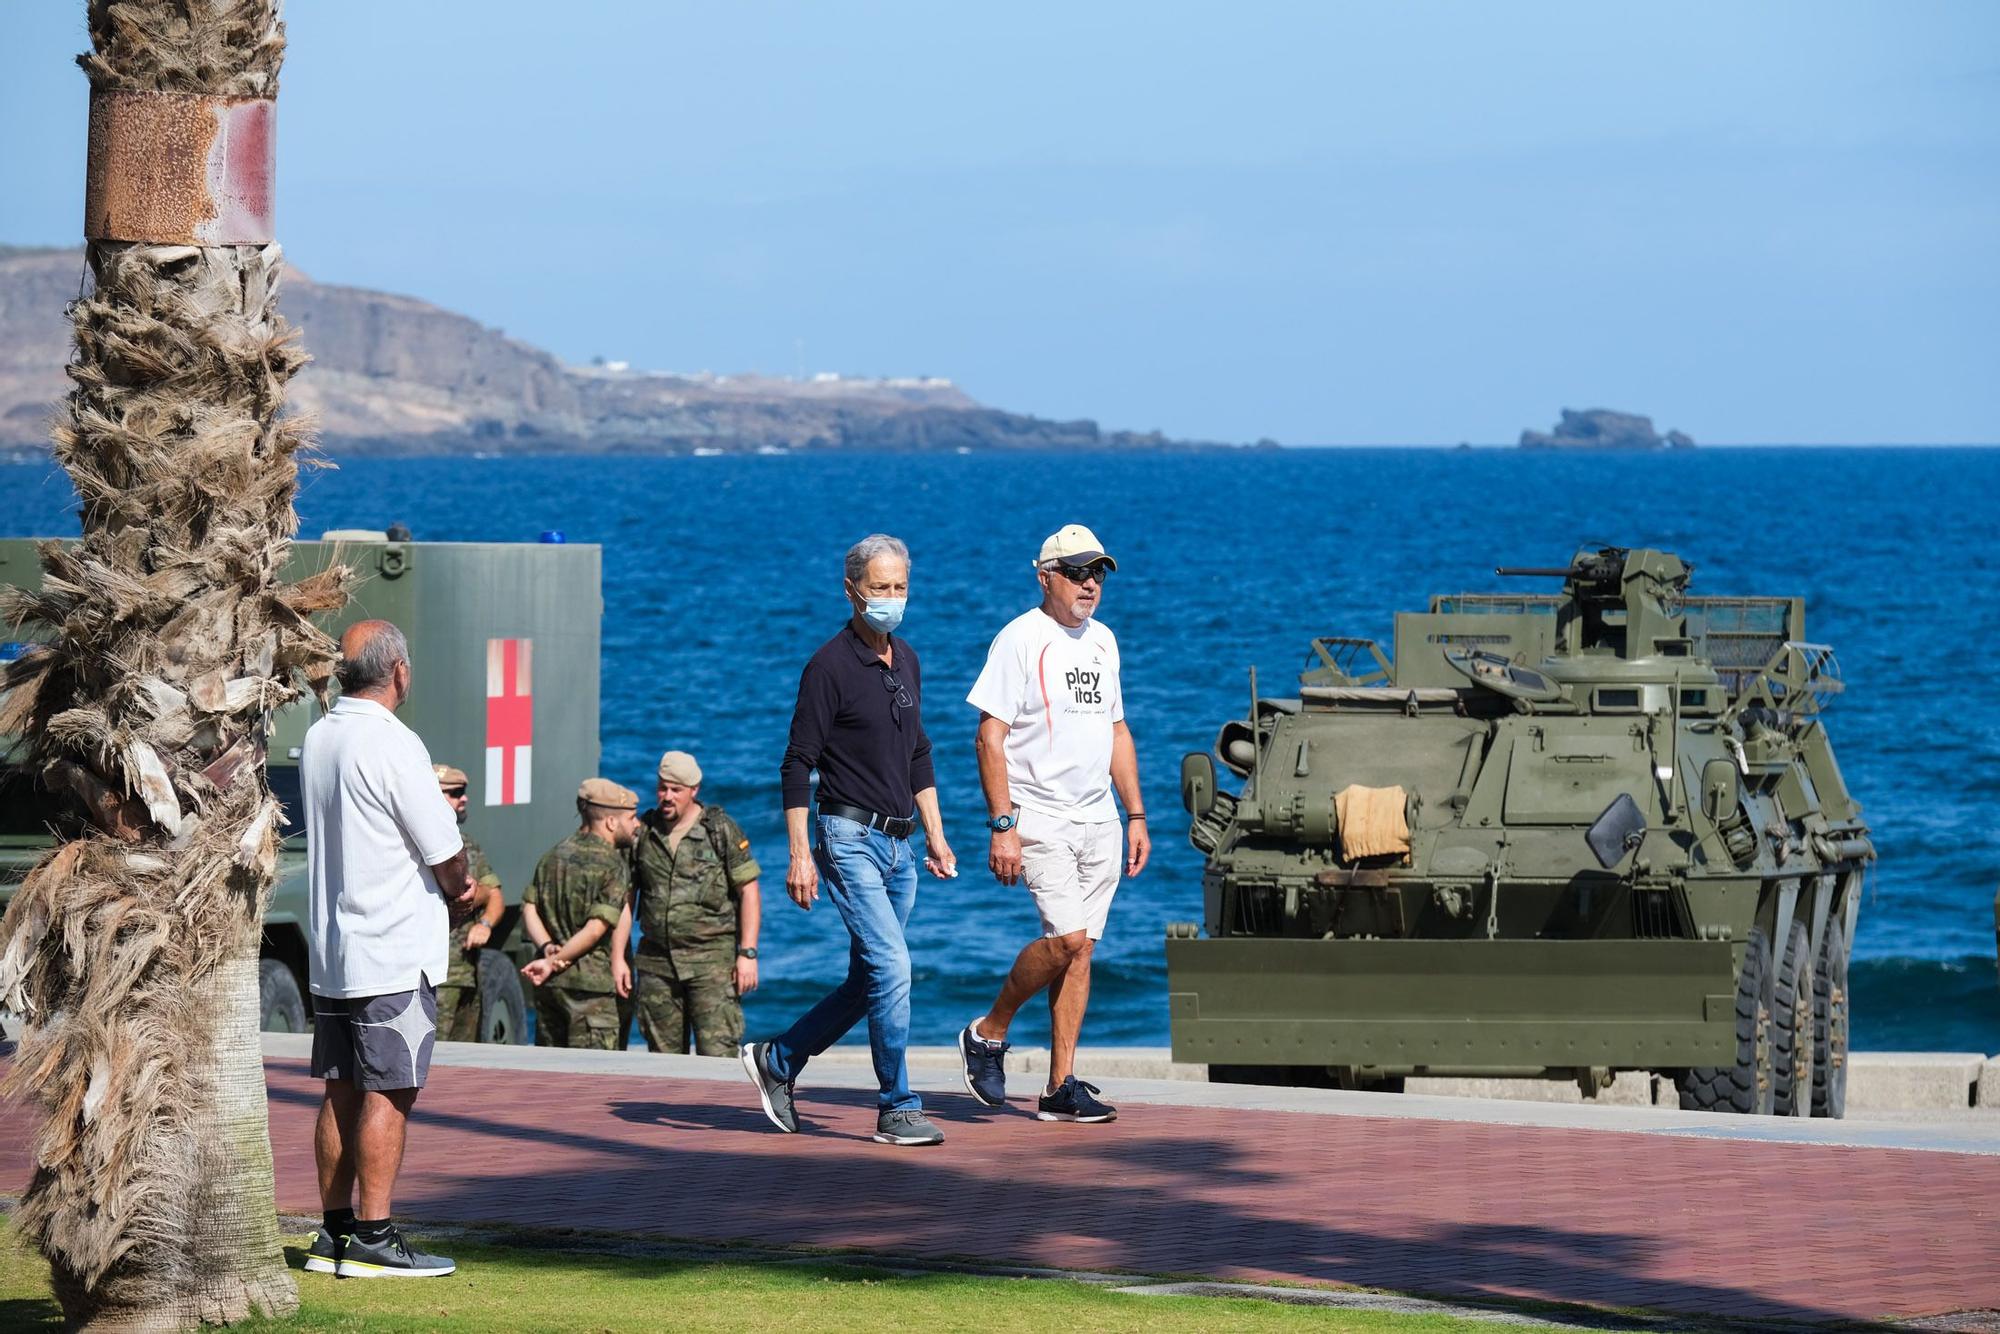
3,2,1995,444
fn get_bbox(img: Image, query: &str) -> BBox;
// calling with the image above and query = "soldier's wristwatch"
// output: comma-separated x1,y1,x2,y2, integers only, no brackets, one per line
737,947,759,959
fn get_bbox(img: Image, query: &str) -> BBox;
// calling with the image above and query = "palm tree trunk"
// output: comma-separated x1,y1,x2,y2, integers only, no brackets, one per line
0,2,344,1325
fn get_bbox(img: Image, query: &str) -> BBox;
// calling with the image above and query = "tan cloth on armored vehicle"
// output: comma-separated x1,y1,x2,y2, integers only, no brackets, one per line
1336,784,1410,860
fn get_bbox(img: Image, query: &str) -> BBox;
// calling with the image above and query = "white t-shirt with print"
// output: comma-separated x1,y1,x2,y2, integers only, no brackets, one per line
966,607,1124,822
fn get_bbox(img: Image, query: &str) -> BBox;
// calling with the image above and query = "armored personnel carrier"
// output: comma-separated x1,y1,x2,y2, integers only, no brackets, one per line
1,531,603,1042
1169,548,1872,1116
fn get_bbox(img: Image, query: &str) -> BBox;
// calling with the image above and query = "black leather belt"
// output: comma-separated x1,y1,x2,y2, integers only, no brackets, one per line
817,802,916,840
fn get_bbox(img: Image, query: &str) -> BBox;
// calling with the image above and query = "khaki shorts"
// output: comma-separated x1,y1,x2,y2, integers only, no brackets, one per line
1018,807,1121,941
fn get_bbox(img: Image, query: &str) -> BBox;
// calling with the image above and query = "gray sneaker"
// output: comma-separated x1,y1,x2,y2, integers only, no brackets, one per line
741,1041,798,1133
335,1225,455,1278
874,1108,945,1146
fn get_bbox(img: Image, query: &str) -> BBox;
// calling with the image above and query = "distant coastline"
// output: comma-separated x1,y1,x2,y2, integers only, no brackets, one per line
0,244,1217,457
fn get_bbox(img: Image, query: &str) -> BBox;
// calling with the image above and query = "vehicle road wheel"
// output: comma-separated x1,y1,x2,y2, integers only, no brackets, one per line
1812,916,1850,1119
258,958,307,1034
1772,919,1816,1117
1330,1067,1407,1094
477,949,529,1045
1675,925,1775,1114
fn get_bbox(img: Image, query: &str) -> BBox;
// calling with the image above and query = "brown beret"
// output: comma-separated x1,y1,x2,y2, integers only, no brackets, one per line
656,750,703,787
578,777,639,810
433,763,469,788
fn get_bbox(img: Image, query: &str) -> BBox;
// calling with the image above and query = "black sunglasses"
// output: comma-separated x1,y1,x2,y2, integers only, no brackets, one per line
882,669,913,723
441,786,467,798
1052,562,1110,585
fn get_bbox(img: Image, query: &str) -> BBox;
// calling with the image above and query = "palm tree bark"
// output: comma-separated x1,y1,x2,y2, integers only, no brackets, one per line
0,1,345,1325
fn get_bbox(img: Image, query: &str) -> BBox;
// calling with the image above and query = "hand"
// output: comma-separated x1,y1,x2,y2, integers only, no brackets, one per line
464,920,492,952
989,827,1022,885
521,957,557,985
445,892,476,926
925,831,956,880
787,852,818,911
734,955,759,996
1125,818,1151,878
612,956,632,999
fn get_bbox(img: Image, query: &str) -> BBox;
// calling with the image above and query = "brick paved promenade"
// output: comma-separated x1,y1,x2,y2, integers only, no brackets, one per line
6,1047,2000,1324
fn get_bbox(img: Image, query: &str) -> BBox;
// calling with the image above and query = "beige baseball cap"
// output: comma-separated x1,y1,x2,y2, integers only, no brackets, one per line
656,750,703,787
432,763,469,788
577,777,639,810
1034,523,1116,571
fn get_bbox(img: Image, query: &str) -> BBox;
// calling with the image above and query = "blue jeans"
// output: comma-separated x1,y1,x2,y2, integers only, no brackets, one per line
768,814,921,1113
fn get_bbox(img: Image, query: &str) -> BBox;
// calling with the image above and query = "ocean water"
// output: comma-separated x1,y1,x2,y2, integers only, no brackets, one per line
3,447,1997,1054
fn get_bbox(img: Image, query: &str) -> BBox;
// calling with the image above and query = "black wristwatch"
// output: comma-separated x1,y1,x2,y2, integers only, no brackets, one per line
986,811,1018,832
737,947,759,960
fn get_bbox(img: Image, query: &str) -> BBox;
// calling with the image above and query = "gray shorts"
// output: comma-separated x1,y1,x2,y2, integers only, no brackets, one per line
310,980,437,1092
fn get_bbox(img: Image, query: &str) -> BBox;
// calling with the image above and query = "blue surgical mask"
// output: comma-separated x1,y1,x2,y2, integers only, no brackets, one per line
862,598,906,633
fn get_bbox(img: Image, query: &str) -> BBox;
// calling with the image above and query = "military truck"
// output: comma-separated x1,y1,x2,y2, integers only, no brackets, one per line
1170,547,1872,1116
0,531,603,1042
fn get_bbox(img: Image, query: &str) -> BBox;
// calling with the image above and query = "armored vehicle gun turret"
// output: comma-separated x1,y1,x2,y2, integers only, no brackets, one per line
1170,547,1872,1116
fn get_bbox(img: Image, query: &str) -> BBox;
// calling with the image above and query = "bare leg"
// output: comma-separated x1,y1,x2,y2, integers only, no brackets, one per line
1046,939,1095,1089
354,1087,419,1219
315,1079,362,1211
978,930,1089,1043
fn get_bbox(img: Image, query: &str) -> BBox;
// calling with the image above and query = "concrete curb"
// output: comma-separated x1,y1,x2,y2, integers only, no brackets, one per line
792,1044,1999,1112
261,1034,2000,1155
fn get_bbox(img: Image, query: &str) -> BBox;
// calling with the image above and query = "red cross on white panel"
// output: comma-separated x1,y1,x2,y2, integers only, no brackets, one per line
485,637,533,805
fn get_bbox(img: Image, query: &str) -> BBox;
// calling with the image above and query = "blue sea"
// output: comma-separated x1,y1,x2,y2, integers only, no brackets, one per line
4,447,1997,1054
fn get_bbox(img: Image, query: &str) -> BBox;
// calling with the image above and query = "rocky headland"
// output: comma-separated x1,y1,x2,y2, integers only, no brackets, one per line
1519,408,1693,450
0,245,1190,456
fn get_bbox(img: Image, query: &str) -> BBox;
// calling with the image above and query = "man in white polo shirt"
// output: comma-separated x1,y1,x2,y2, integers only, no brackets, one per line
957,524,1149,1124
301,620,473,1279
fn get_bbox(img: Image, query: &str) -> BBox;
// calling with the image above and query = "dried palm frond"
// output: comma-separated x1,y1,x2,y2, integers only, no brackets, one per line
0,2,337,1325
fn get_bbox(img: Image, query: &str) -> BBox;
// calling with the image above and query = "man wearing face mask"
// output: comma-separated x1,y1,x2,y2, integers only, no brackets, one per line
743,533,957,1147
956,525,1148,1124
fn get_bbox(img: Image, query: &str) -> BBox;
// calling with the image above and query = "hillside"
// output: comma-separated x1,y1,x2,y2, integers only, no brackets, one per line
0,246,1182,455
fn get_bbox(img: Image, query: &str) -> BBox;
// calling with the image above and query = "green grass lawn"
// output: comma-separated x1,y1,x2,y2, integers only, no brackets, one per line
0,1218,1510,1332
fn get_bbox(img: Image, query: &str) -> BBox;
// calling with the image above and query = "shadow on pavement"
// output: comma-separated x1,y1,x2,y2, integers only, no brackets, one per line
262,1069,1900,1325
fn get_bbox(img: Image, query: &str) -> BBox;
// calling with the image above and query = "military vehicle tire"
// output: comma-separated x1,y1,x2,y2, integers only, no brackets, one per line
259,958,308,1034
477,950,529,1045
1675,926,1775,1114
1812,916,1850,1119
1772,919,1816,1117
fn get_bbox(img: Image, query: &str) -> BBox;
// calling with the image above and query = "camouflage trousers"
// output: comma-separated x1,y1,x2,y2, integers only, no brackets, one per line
631,955,741,1057
534,987,623,1050
434,982,481,1043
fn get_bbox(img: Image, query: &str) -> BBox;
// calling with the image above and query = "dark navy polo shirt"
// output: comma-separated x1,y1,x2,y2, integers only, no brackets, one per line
780,623,936,818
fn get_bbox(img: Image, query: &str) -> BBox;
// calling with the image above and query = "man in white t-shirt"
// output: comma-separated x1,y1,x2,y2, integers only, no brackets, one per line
300,619,473,1280
957,524,1149,1124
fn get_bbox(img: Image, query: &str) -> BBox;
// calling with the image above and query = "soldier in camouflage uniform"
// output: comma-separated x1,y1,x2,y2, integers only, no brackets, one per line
519,778,640,1049
430,763,506,1043
610,751,762,1056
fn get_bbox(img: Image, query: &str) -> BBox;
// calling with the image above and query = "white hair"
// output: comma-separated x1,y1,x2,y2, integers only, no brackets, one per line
335,622,409,692
844,533,910,584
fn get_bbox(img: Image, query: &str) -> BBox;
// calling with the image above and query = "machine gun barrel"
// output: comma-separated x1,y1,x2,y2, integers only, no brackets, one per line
1493,566,1576,577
